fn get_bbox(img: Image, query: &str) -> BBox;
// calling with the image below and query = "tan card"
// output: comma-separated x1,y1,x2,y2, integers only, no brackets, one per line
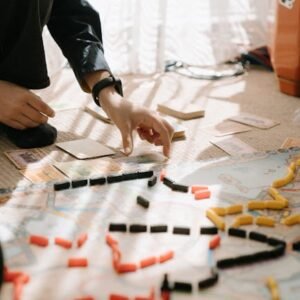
164,117,186,140
20,165,66,183
203,120,251,137
84,102,112,124
56,138,116,159
54,158,121,179
281,137,300,149
4,148,54,170
229,113,280,129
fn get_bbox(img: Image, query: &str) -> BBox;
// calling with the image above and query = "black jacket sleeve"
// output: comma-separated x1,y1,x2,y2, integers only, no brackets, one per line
47,0,111,91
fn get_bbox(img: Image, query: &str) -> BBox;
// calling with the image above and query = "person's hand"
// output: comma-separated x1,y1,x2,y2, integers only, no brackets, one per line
101,87,174,157
0,81,55,129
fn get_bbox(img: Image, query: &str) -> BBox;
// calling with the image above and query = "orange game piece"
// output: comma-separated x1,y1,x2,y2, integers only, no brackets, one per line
55,237,72,249
159,250,174,263
74,297,95,300
140,256,157,268
194,190,211,200
160,169,166,181
29,235,49,247
117,263,137,273
110,295,129,300
77,233,88,248
106,234,118,247
209,235,221,250
191,185,209,194
68,258,88,268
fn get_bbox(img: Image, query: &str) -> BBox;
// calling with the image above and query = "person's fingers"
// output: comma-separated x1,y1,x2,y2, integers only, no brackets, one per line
7,119,26,130
18,114,40,128
22,105,48,124
120,123,133,155
162,119,175,139
137,127,159,144
28,95,55,118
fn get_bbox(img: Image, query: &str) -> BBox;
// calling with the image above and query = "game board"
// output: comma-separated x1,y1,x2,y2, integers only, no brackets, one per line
1,148,300,299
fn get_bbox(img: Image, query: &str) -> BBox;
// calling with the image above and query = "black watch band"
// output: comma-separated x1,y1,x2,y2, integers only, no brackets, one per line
92,75,123,106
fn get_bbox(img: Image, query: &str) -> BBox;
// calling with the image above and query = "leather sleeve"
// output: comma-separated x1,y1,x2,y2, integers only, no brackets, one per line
47,0,111,91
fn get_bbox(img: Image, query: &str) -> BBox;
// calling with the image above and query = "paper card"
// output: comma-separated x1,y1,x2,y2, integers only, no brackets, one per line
203,121,251,137
56,138,116,159
164,117,186,140
20,165,66,183
54,158,121,179
4,148,54,170
210,136,257,156
229,113,280,129
281,137,300,149
84,102,112,124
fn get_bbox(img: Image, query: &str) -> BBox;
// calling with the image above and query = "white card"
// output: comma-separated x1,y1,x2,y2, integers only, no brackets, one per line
56,138,116,159
84,102,112,124
203,121,251,137
210,136,257,156
229,113,280,129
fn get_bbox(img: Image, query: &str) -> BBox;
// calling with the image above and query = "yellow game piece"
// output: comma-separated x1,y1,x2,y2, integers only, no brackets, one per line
232,214,254,227
211,207,227,217
226,204,243,215
256,216,275,227
289,162,297,172
268,188,288,207
296,159,300,166
268,187,279,199
206,209,226,231
272,167,295,188
282,214,300,226
247,201,266,210
266,277,281,300
265,200,286,210
275,194,289,207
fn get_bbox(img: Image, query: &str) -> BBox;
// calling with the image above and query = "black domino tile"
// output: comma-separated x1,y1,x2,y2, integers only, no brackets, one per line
173,227,190,235
163,177,174,189
71,179,88,188
148,176,157,187
137,195,150,209
228,228,246,238
122,172,139,181
138,170,154,179
200,227,218,235
173,281,192,293
150,225,168,233
89,177,106,186
249,231,267,243
172,184,189,193
107,174,124,183
198,272,218,290
109,223,127,232
292,241,300,251
216,258,236,269
267,237,286,248
129,224,147,233
54,181,70,191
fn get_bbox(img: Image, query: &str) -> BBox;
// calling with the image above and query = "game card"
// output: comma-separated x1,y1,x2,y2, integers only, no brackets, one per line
210,136,257,156
4,148,54,170
56,138,116,159
203,120,251,137
20,165,66,183
281,137,300,149
85,102,113,124
229,113,280,129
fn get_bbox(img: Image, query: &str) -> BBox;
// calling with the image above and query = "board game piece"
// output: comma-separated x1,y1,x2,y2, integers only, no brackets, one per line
55,237,72,249
173,227,190,235
247,200,266,210
163,177,174,189
137,170,154,179
198,270,219,290
194,190,211,200
232,214,254,227
77,233,88,248
106,234,118,247
216,258,235,269
150,225,168,233
159,251,174,263
265,200,286,210
272,167,295,188
129,224,147,233
109,224,127,232
289,161,297,172
160,274,171,295
71,179,88,189
109,295,129,300
211,207,227,216
191,185,208,193
229,113,280,129
140,256,157,268
173,281,192,293
160,169,166,181
137,196,150,209
148,176,157,187
282,214,300,226
29,235,49,247
89,177,106,186
200,226,218,235
268,238,286,248
268,188,288,207
157,100,205,120
209,235,221,249
117,263,137,273
228,228,246,238
292,241,300,251
206,209,226,231
249,231,267,243
256,216,275,227
56,138,116,159
226,204,243,215
68,258,88,268
74,296,95,300
266,277,280,300
54,181,71,191
107,174,124,184
172,183,189,193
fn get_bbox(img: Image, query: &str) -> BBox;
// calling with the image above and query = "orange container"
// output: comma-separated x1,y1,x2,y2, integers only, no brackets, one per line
272,0,300,96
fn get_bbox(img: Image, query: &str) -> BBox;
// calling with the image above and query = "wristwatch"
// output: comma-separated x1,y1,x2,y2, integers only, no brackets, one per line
92,75,123,107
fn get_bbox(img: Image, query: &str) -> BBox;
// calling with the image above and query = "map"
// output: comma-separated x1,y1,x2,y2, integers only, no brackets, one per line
1,148,300,299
